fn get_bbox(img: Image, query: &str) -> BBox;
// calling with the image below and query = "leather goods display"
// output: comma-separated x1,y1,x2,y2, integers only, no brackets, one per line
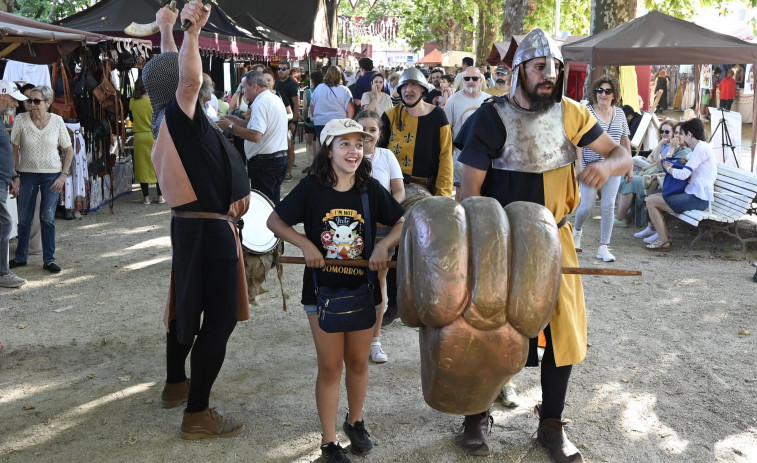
398,197,561,414
51,59,78,121
661,157,693,198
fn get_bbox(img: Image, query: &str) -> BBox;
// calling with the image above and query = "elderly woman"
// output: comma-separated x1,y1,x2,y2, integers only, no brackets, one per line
644,118,716,251
573,77,631,262
9,86,73,273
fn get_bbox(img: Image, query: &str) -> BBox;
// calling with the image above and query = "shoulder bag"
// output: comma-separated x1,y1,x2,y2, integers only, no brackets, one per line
313,192,377,333
51,59,78,121
661,156,693,197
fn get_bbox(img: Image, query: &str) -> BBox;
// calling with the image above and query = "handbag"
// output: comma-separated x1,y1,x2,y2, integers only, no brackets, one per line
93,60,119,113
51,59,78,120
313,192,377,333
661,156,693,198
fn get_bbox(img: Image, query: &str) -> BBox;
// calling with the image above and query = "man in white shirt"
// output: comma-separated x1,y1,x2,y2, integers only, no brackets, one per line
444,66,488,193
219,70,288,204
202,73,218,114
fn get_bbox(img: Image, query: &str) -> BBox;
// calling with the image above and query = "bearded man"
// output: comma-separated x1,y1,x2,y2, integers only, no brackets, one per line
455,28,631,461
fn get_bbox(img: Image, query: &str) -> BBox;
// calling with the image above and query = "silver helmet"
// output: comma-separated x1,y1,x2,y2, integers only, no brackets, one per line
396,67,432,94
510,28,564,102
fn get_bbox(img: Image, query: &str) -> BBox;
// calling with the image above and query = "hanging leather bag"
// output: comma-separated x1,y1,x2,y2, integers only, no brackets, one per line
51,59,78,121
93,60,118,113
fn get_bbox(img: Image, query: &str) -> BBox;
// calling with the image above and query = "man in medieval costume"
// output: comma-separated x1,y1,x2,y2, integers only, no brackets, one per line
456,28,631,462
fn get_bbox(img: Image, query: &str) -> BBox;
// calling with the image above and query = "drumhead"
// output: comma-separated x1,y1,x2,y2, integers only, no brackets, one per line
241,190,280,254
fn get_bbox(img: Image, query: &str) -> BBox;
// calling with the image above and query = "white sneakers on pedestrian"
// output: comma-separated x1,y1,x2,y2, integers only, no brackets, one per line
643,232,659,244
634,225,656,239
0,272,27,288
596,245,615,262
499,381,520,408
573,229,582,250
370,342,388,363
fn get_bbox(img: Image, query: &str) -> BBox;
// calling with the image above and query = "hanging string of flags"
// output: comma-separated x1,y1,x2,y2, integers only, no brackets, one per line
338,16,399,42
343,0,380,8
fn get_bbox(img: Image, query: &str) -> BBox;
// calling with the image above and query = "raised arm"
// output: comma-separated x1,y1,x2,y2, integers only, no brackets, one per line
156,4,179,53
175,0,210,119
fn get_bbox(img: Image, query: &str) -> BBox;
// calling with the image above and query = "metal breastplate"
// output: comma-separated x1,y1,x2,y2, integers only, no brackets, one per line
491,99,577,174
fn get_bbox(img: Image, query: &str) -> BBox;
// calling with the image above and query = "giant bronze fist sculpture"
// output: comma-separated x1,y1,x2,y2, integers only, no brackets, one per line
398,197,562,415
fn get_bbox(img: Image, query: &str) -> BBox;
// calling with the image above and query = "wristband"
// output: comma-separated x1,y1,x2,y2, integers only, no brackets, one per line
376,242,388,251
11,174,19,180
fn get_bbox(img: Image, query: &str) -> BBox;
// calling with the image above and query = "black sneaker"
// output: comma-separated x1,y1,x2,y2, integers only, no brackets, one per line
342,414,373,455
43,262,61,274
321,442,351,463
381,304,398,327
8,259,26,269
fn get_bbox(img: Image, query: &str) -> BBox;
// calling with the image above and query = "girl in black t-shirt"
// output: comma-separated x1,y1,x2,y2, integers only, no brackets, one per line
267,119,404,462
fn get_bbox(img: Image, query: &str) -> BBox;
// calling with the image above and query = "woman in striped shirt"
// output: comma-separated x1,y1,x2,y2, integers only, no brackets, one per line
573,77,631,262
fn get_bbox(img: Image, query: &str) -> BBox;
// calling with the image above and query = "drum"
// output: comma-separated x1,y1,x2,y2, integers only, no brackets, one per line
241,190,280,255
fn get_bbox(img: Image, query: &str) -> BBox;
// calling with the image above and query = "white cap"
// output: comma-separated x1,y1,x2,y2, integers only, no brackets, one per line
320,118,373,146
0,80,27,101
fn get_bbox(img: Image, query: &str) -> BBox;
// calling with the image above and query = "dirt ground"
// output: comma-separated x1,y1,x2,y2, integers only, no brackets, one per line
1,143,756,463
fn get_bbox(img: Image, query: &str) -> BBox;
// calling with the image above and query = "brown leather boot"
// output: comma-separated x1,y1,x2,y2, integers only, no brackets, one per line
460,410,493,456
537,418,583,462
161,379,190,408
180,408,244,440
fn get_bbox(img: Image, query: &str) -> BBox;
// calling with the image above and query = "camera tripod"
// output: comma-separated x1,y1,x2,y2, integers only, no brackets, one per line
709,107,739,167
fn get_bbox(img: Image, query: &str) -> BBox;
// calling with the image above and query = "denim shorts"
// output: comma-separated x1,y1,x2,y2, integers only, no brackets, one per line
664,193,709,214
303,303,381,315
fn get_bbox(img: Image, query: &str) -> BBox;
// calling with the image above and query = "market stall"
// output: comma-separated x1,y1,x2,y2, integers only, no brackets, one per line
562,10,757,171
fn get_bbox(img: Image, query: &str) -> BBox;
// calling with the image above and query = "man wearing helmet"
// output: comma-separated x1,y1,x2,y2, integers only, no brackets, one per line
378,67,453,198
455,29,631,461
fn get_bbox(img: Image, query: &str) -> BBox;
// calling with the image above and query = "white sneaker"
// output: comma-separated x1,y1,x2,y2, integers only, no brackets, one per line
596,245,615,262
0,272,27,288
634,225,655,239
499,381,520,408
643,233,659,244
573,229,582,249
369,343,388,363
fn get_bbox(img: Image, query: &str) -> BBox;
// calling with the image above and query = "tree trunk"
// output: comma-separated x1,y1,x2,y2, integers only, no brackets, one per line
501,0,537,45
476,1,502,65
588,0,636,90
0,0,13,13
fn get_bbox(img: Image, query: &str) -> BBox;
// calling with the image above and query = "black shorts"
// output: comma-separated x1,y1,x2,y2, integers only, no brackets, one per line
304,124,315,134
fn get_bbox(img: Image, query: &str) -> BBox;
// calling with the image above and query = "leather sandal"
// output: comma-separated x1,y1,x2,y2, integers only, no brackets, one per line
645,239,672,251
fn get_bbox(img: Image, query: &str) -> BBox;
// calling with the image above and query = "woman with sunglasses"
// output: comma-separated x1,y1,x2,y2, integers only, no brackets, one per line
644,118,716,250
9,86,73,273
573,77,631,262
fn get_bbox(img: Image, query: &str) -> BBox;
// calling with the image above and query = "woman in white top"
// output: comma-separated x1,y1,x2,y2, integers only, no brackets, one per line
573,77,631,262
355,110,404,364
310,66,354,151
360,73,393,116
10,86,73,273
644,118,716,251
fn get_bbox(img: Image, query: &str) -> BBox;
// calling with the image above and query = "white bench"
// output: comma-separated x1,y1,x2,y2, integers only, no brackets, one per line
668,163,757,250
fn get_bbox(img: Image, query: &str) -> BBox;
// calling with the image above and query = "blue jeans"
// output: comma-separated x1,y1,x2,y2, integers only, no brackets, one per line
0,183,11,275
15,172,60,264
247,154,288,205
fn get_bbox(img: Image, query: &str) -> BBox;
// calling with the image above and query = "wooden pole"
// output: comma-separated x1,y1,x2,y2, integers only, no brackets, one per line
278,256,642,276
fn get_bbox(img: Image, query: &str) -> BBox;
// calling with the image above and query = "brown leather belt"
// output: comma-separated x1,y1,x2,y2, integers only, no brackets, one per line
403,173,435,188
171,210,244,230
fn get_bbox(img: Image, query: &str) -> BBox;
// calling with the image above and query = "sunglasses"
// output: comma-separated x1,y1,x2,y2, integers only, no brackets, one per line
660,130,671,134
595,88,613,95
29,99,45,105
463,76,480,82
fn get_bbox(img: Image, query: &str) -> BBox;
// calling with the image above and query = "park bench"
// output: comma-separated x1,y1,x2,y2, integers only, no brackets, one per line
668,163,757,250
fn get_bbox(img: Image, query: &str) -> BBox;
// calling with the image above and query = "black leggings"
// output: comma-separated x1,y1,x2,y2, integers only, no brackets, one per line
140,182,162,197
165,239,239,412
539,324,573,421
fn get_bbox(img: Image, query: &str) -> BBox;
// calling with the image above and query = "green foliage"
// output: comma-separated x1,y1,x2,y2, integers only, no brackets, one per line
524,0,592,35
15,0,94,23
338,0,478,51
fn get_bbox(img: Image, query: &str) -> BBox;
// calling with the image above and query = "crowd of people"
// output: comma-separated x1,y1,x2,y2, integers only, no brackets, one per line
0,2,732,463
